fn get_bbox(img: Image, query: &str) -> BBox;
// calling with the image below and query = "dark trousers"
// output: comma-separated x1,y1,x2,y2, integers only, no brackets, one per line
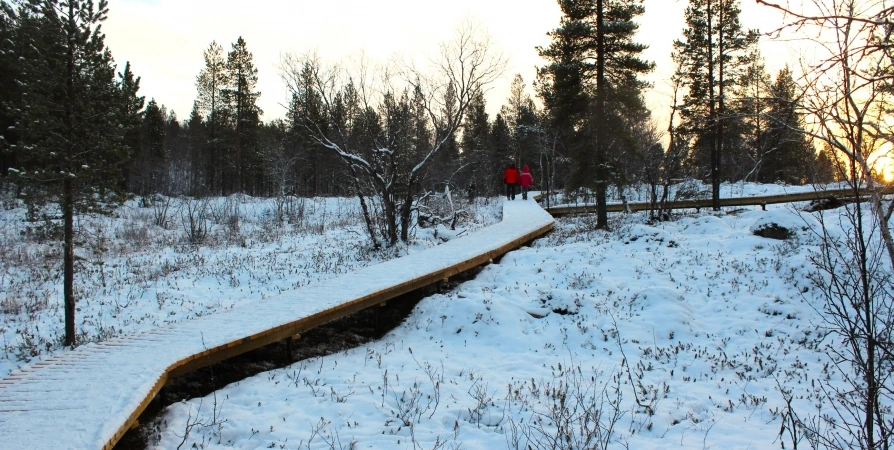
522,186,529,200
506,183,517,200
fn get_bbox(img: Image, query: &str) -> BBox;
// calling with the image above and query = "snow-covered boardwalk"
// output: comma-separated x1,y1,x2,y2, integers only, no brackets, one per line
0,200,553,450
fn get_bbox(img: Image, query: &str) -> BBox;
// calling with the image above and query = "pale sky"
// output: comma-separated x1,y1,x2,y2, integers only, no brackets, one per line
103,0,793,128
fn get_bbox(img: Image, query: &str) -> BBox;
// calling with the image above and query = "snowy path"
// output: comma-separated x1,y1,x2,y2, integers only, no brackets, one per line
0,199,553,450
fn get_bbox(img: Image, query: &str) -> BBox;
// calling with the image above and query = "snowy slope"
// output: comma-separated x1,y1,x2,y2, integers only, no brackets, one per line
150,193,861,449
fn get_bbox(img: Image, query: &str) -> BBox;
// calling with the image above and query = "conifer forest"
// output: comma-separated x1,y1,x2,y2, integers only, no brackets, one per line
1,1,843,211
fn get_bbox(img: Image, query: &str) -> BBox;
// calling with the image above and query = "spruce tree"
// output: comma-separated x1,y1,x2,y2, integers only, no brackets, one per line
763,67,815,184
10,0,128,347
164,110,189,194
186,101,206,194
429,83,461,194
381,90,413,183
737,49,771,182
460,89,490,196
410,84,432,169
118,61,145,193
284,59,334,196
139,98,167,194
490,113,511,195
502,74,539,169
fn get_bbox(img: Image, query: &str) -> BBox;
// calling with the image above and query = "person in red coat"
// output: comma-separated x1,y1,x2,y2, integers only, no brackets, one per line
519,165,534,200
503,164,520,200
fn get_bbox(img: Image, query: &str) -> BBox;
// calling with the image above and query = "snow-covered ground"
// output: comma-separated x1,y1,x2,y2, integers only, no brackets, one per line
135,182,866,450
0,194,502,376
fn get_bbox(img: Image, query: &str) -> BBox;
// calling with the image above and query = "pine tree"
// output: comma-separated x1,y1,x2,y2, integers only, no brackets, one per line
10,0,127,346
538,0,653,227
737,49,771,182
673,0,759,209
196,41,229,195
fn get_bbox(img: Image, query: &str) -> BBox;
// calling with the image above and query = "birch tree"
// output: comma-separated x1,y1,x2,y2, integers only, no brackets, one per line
279,22,505,247
757,2,894,448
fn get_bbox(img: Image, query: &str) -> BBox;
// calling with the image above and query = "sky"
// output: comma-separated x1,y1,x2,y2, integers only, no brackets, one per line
102,0,794,127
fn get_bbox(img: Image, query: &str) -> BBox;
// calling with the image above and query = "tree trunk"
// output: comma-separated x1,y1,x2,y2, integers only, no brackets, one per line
851,170,877,450
708,0,720,211
63,179,75,347
871,191,894,272
595,0,608,228
235,88,243,194
382,185,398,247
399,176,419,243
63,1,76,347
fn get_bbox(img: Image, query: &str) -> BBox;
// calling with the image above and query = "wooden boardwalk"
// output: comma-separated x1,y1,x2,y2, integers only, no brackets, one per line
0,200,554,450
545,187,879,216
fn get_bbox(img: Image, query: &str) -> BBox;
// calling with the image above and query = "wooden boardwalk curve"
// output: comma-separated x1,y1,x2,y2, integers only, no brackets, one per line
0,200,554,450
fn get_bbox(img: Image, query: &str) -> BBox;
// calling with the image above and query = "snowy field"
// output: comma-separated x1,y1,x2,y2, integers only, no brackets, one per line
0,194,502,376
128,182,865,450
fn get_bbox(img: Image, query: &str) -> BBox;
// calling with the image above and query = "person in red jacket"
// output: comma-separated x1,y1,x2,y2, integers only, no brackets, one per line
503,164,520,200
519,165,534,200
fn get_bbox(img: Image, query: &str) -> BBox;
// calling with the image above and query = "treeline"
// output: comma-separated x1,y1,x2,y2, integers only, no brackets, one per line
0,0,836,209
